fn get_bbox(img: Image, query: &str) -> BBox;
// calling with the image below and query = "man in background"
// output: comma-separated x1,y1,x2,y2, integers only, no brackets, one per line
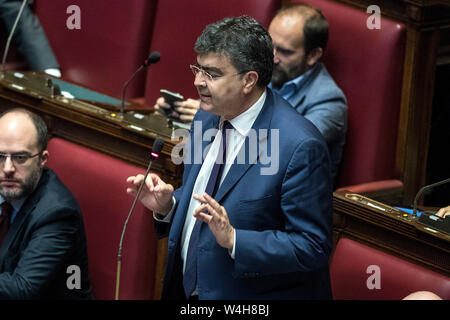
0,0,61,77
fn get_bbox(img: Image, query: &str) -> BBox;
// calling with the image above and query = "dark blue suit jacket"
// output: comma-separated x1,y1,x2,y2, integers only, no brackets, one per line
156,89,333,300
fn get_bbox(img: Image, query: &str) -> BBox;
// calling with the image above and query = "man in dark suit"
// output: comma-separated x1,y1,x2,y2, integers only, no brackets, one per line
0,108,91,299
127,16,333,300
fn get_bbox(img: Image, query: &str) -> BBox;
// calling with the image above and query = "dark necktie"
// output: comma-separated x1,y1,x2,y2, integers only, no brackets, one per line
183,120,233,299
0,201,13,247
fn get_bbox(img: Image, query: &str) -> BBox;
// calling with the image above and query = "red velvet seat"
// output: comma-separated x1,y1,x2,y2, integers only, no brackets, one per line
330,238,450,300
46,138,158,300
34,0,157,99
142,0,282,106
298,0,406,189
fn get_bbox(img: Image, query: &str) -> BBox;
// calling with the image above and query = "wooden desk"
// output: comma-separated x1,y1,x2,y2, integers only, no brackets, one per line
333,190,450,277
0,71,184,187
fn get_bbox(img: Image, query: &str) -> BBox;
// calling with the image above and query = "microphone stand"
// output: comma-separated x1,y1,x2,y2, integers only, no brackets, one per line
413,177,450,216
115,139,164,300
119,65,144,114
119,52,160,114
2,0,28,72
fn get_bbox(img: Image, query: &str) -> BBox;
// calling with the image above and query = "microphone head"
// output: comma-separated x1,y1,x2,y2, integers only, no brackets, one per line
150,138,165,158
144,51,161,66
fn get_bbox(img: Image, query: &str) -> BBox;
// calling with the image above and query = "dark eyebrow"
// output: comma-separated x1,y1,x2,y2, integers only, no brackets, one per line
196,63,224,75
0,151,30,155
274,45,295,56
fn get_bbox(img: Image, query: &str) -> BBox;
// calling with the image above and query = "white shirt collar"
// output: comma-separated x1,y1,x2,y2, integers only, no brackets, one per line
221,89,267,136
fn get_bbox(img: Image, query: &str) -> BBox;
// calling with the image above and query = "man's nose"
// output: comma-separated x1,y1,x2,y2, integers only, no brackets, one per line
193,72,206,88
273,48,280,64
2,156,16,173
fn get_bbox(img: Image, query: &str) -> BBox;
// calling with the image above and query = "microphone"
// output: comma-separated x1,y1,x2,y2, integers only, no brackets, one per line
119,51,161,114
115,138,165,300
143,51,161,67
413,177,450,216
1,0,28,72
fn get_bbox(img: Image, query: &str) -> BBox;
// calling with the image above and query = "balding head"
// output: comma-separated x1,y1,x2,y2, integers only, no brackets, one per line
0,109,48,153
273,3,329,55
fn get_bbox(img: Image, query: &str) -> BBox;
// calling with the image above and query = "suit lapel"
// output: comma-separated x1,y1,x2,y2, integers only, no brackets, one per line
214,90,275,203
0,185,41,264
290,63,322,112
170,113,220,239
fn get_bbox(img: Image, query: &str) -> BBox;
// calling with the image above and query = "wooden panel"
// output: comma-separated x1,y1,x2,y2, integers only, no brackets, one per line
333,190,450,276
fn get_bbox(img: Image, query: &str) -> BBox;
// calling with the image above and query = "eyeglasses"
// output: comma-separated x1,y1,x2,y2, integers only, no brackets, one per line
189,64,248,82
0,152,42,166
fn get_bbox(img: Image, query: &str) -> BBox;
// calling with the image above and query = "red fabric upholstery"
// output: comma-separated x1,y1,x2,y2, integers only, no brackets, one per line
46,138,157,300
330,238,450,300
297,0,406,188
143,0,282,106
34,0,158,99
336,179,403,193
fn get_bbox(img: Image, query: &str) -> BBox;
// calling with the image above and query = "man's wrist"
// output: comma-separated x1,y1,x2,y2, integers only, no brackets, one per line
153,197,176,222
160,197,174,215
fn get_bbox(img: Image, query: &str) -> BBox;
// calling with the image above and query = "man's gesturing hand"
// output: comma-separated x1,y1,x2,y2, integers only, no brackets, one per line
126,173,174,216
193,193,235,250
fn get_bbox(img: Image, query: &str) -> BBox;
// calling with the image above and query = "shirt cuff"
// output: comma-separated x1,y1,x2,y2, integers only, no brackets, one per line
153,197,176,223
228,229,236,259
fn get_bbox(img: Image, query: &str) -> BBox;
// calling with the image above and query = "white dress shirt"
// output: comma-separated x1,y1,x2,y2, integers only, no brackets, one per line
155,90,267,274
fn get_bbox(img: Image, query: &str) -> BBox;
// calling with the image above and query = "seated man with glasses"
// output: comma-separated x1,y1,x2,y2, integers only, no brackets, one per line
0,108,91,299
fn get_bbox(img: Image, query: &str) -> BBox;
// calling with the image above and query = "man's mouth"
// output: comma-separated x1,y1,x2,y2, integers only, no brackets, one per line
198,93,212,102
0,179,20,187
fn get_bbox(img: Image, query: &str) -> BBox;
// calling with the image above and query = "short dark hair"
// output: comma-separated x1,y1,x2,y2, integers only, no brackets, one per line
194,15,274,87
277,3,329,55
0,108,48,151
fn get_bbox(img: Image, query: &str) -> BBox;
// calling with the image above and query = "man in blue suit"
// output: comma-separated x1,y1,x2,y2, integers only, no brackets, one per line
155,4,346,182
127,16,333,300
268,3,347,181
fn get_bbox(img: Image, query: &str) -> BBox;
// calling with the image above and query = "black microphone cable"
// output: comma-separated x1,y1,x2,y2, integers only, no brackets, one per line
115,138,165,300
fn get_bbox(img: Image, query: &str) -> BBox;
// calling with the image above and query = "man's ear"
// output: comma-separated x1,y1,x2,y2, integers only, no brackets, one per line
40,150,49,167
242,71,259,94
306,47,323,68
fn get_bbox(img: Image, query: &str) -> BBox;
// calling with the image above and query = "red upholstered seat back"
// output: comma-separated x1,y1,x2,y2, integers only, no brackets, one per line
330,238,450,300
34,0,157,98
143,0,282,105
46,138,157,300
297,0,406,187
